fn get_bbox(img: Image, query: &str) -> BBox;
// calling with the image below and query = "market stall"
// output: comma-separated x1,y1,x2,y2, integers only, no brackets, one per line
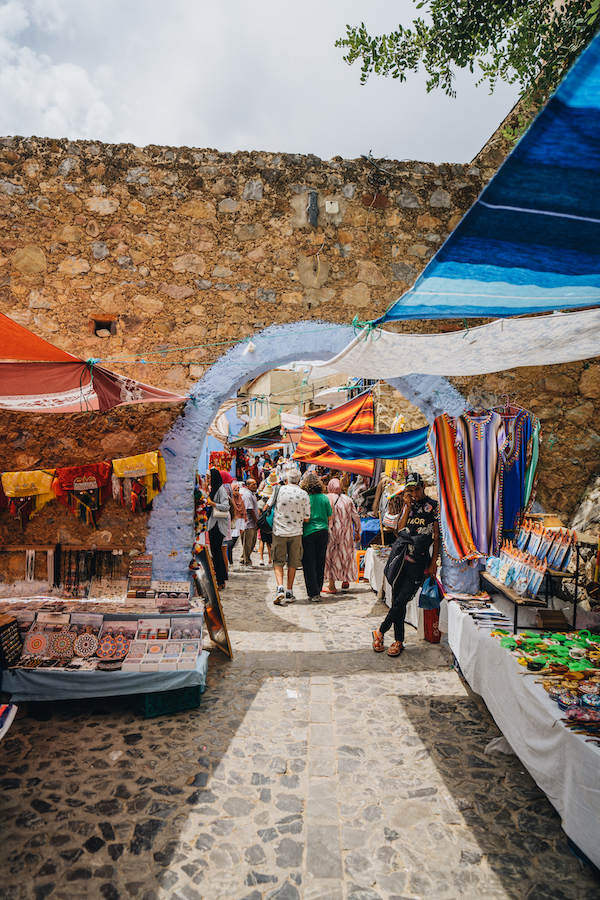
446,596,600,870
0,600,208,717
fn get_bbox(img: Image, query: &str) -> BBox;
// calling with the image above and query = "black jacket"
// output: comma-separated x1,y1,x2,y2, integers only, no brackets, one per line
383,530,432,592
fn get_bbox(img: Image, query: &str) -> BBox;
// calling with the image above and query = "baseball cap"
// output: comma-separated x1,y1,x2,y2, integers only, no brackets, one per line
405,473,423,488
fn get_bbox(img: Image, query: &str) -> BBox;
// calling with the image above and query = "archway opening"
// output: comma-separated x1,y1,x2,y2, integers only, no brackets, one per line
146,321,465,579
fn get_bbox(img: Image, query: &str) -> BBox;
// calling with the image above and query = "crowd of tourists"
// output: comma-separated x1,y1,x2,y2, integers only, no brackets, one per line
203,451,441,657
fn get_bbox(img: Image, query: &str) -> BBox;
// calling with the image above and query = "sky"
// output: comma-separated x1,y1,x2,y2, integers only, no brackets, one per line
0,0,520,164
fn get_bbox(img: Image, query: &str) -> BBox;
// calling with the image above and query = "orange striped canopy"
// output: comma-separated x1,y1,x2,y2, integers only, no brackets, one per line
293,390,375,477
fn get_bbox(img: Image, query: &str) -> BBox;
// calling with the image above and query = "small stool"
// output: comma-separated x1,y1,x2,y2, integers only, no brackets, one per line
356,549,367,581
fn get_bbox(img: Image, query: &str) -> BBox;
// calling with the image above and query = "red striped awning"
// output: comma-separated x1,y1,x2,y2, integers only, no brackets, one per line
293,390,375,477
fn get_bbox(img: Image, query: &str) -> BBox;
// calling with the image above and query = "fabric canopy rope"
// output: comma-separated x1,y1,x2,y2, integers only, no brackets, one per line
310,308,600,380
378,34,600,322
312,425,429,460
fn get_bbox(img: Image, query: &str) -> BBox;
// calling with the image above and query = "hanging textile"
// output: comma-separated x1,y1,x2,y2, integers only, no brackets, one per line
498,408,541,537
209,450,234,471
376,34,600,321
454,412,507,557
1,469,56,528
293,389,375,477
111,451,167,512
25,550,35,582
310,308,600,381
52,462,113,528
427,416,480,563
525,420,541,508
385,415,406,478
312,425,429,461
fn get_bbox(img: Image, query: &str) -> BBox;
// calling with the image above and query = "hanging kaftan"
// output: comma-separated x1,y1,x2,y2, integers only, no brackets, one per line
427,415,480,562
454,412,507,557
499,409,539,537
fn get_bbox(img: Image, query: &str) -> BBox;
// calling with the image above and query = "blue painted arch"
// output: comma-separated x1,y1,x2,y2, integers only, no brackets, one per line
146,320,465,579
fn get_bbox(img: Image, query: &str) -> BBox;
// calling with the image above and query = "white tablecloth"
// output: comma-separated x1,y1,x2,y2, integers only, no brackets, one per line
447,600,600,869
364,546,423,634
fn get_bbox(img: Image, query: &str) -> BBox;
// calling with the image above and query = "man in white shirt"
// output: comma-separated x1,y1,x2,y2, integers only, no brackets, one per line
268,468,310,605
240,478,259,566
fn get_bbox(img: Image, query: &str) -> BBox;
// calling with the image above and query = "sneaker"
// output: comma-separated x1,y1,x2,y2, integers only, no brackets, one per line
273,586,286,605
309,595,321,603
285,590,296,603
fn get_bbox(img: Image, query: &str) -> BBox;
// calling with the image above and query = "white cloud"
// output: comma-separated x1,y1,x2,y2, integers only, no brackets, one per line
0,0,520,161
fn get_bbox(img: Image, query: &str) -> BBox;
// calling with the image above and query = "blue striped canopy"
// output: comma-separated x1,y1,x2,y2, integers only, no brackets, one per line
379,35,600,322
312,425,429,460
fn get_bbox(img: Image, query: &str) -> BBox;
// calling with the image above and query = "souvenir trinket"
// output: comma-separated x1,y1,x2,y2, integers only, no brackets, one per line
73,633,99,658
581,693,600,709
49,631,75,659
97,629,117,660
23,632,49,657
557,691,580,711
114,629,130,660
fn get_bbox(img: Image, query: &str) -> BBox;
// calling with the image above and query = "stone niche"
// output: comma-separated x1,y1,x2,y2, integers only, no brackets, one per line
0,135,598,550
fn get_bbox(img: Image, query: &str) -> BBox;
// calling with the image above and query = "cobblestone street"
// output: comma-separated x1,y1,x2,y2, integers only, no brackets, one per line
1,557,599,900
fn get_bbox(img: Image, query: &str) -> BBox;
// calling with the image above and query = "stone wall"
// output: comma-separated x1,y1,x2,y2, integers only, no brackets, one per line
0,403,183,553
0,135,599,563
374,382,429,434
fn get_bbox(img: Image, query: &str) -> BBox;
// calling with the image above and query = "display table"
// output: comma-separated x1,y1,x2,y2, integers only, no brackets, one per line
446,600,600,870
481,572,546,633
364,546,422,634
2,651,209,703
359,517,381,548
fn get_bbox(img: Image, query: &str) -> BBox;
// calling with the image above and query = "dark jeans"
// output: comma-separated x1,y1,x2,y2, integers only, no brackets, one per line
209,525,227,587
303,529,329,598
380,560,424,643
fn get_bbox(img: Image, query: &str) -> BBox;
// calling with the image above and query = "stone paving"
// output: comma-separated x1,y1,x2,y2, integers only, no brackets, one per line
1,553,599,900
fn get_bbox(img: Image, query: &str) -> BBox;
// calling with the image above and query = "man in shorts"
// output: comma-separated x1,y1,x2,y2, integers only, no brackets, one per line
268,468,310,604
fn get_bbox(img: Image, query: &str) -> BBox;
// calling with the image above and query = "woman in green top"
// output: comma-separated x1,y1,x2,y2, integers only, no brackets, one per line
300,472,332,602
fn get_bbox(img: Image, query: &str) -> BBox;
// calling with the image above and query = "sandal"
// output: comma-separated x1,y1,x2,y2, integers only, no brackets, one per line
341,582,349,590
322,588,338,595
372,630,384,652
387,641,404,657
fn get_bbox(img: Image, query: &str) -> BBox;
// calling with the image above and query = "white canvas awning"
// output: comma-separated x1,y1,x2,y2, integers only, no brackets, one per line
311,309,600,379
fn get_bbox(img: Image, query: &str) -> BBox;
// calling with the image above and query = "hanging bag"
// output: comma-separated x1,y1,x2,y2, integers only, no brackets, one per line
258,486,280,532
419,575,442,609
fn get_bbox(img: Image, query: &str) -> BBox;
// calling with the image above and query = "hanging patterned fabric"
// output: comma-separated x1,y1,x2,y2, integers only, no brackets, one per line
498,408,541,537
384,414,407,479
427,416,480,563
454,411,507,557
1,469,56,528
52,462,113,528
112,451,167,512
209,450,234,471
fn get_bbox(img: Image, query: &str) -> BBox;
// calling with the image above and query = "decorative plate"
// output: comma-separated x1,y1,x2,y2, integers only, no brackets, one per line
73,633,99,658
114,634,130,660
97,633,117,660
147,642,163,655
96,660,122,671
128,641,146,657
23,632,49,657
50,632,75,659
182,641,199,654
